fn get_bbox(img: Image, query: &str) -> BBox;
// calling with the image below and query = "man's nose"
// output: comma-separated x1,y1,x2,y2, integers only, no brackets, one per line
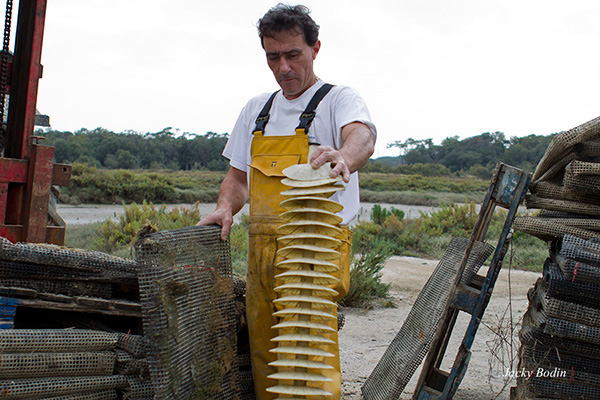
279,58,292,73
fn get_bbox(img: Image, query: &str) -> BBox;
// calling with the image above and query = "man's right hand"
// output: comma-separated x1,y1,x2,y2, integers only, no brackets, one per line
197,208,234,241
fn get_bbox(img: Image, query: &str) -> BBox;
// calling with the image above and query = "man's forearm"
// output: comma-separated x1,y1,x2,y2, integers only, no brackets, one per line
308,122,375,183
217,167,248,216
339,122,376,173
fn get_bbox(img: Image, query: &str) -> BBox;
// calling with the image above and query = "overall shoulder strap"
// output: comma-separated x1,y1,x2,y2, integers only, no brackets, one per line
252,90,279,135
296,83,334,134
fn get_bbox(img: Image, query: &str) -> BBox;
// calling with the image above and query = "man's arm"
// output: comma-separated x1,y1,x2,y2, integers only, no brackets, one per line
196,166,248,240
310,121,375,182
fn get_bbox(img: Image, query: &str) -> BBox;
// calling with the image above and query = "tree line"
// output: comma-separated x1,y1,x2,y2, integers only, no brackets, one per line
365,131,554,177
44,128,554,176
45,127,230,171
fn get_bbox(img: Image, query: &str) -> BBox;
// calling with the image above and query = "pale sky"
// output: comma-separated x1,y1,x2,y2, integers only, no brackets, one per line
6,0,599,157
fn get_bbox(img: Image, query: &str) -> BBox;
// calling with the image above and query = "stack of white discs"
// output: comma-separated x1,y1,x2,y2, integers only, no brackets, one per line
266,162,345,399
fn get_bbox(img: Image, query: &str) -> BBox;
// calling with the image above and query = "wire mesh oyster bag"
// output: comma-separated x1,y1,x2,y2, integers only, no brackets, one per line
515,115,600,241
532,115,600,183
135,225,239,400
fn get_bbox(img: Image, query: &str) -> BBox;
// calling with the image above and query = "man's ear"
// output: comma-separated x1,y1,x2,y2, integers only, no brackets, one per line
312,40,321,59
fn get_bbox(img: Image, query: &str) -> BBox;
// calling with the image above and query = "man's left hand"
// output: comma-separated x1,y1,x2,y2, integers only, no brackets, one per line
310,145,350,183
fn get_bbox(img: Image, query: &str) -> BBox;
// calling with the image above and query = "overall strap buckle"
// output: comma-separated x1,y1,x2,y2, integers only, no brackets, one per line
253,90,279,135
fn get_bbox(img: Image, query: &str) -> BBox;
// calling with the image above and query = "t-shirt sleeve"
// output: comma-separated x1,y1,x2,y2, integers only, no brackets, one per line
222,103,253,172
333,87,377,147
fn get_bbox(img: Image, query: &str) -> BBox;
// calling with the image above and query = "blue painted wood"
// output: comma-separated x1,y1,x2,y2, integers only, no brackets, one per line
0,297,20,329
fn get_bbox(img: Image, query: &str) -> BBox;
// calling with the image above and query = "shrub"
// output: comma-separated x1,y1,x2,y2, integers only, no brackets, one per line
412,202,478,238
467,164,492,180
352,201,547,270
71,162,97,176
371,204,405,225
93,201,203,255
339,235,393,307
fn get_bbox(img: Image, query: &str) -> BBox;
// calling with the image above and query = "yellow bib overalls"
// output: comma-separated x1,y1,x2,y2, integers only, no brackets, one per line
246,85,351,400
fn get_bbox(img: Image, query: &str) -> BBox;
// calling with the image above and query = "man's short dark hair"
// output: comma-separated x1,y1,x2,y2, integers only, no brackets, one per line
257,4,320,48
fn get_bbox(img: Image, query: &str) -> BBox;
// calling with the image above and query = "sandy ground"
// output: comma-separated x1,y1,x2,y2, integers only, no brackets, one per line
340,256,540,400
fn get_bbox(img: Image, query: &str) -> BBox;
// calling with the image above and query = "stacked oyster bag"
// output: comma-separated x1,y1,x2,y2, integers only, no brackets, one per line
513,116,600,398
514,115,600,241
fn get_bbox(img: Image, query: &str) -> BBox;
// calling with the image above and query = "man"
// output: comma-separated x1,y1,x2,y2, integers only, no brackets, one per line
198,4,376,399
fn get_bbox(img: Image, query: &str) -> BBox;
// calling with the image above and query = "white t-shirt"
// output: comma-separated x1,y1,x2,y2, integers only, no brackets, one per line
223,79,377,225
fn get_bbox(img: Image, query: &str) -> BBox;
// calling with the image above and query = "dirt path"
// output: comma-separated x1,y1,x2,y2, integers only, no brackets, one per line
340,256,540,399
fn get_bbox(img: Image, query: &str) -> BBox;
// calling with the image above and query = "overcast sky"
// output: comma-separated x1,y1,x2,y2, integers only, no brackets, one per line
6,0,599,157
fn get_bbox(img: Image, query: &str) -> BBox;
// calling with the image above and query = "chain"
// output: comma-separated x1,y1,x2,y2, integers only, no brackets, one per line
0,0,13,154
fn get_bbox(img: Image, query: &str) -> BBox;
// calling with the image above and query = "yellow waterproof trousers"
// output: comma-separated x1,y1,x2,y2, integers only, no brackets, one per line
247,130,351,400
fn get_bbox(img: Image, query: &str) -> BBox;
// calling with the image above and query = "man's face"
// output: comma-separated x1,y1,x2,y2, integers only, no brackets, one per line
263,30,320,100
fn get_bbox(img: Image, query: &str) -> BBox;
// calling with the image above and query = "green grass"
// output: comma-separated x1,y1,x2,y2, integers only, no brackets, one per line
60,164,226,205
359,172,489,193
59,166,490,207
360,190,486,206
64,222,103,250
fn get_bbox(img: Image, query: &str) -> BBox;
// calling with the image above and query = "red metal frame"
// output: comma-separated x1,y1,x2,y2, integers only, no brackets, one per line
0,0,71,244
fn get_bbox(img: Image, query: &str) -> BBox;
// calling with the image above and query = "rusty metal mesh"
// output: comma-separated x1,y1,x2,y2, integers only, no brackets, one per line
135,225,239,400
0,329,117,353
515,376,599,400
531,180,599,206
361,237,494,400
517,293,600,398
524,194,600,216
575,140,600,158
123,376,155,399
47,313,149,359
521,343,600,383
532,116,600,182
115,349,147,375
530,277,600,331
38,390,118,400
555,255,600,285
520,317,600,361
516,116,600,243
0,237,138,300
0,237,138,275
514,217,600,399
0,236,155,399
0,351,115,379
544,258,600,309
559,233,600,264
0,376,127,399
517,344,600,399
0,328,151,398
515,233,600,399
513,215,600,241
